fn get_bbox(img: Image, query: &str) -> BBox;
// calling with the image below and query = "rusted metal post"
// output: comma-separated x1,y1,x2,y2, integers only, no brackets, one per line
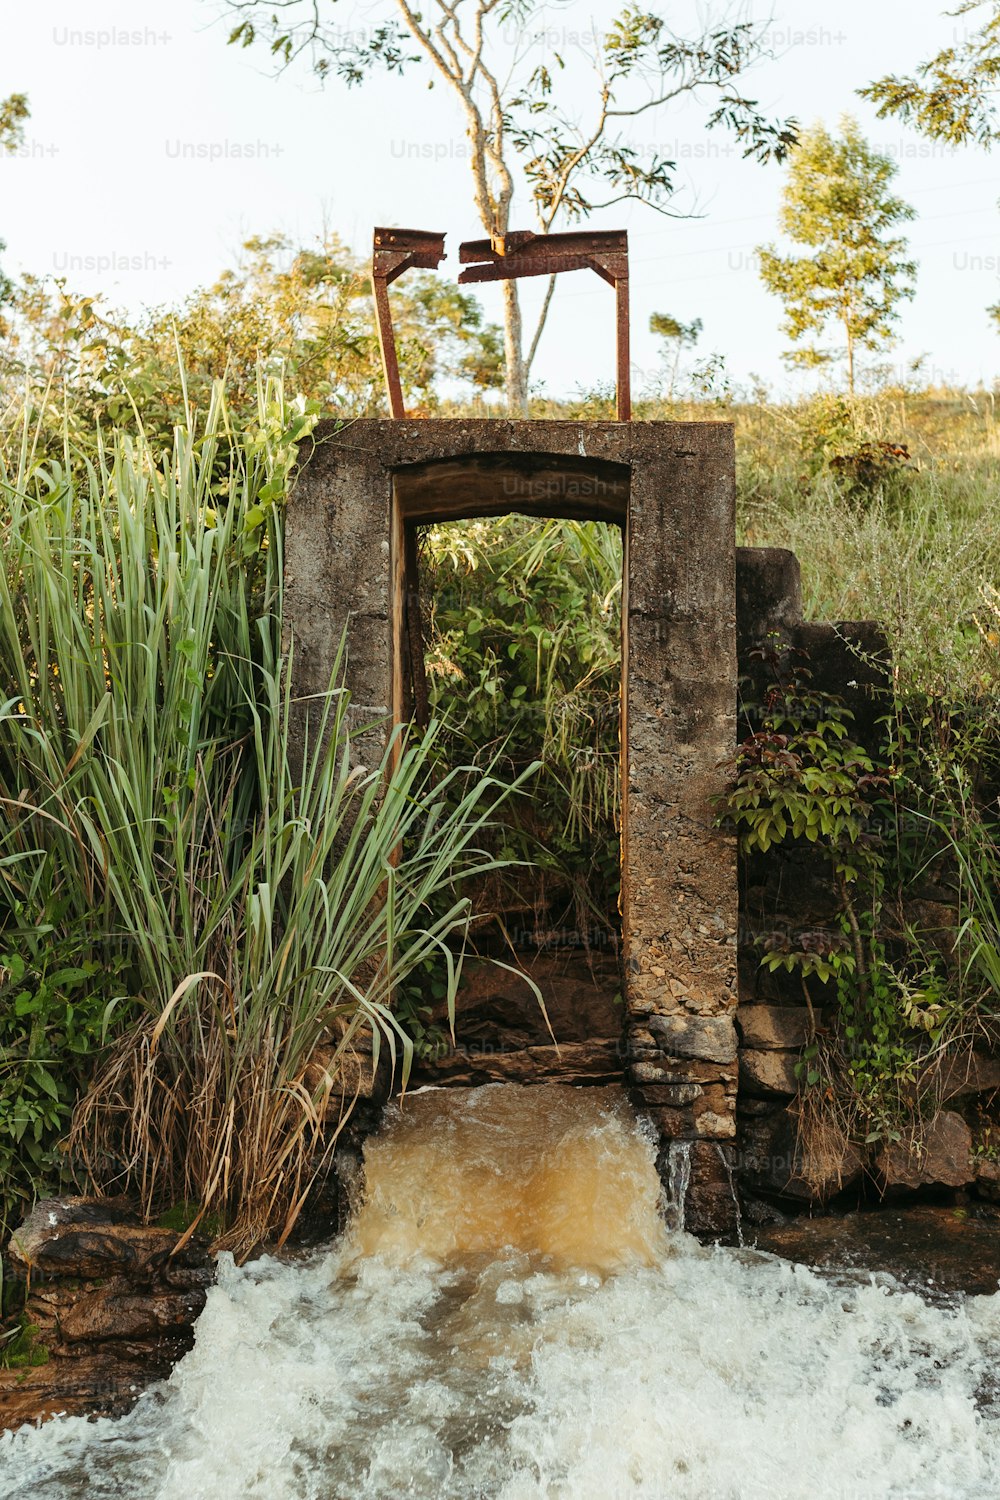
403,523,429,728
615,274,631,421
372,227,446,419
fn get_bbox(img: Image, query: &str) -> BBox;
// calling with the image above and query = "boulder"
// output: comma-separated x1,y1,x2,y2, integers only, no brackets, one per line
57,1284,208,1344
645,1013,738,1065
740,1049,800,1097
739,1106,865,1205
8,1198,182,1280
1,1198,213,1434
736,1005,818,1051
875,1112,974,1191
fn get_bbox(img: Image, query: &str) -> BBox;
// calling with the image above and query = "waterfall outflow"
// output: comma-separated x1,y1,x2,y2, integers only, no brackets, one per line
663,1140,692,1232
5,1083,1000,1500
350,1084,668,1271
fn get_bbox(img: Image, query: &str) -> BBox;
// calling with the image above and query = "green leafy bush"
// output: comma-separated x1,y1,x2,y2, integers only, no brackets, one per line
719,643,960,1140
420,514,622,945
0,937,122,1229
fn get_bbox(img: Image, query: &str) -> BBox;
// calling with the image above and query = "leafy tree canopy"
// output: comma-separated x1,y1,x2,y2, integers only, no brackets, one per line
1,233,504,450
755,118,917,394
860,1,1000,147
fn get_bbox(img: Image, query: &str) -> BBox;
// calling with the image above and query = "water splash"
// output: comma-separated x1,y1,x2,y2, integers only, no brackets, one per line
663,1139,692,1232
351,1084,668,1272
716,1142,745,1247
4,1083,1000,1500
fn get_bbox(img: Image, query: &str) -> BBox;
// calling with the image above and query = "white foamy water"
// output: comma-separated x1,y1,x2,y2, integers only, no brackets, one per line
3,1085,1000,1500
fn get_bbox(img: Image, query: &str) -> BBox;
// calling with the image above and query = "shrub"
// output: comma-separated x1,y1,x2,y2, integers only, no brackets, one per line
0,382,526,1254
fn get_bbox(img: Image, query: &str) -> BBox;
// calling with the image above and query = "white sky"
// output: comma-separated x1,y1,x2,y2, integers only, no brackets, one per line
5,0,1000,398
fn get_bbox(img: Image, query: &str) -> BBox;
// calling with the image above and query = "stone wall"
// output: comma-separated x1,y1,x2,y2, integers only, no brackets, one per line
731,548,1000,1215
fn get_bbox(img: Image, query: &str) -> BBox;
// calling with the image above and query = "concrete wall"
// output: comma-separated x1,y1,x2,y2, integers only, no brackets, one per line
287,419,739,1230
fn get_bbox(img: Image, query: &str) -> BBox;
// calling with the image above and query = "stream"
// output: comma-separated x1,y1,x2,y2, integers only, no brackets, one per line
3,1083,1000,1499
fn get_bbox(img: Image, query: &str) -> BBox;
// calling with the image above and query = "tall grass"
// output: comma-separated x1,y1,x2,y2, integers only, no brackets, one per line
0,384,526,1254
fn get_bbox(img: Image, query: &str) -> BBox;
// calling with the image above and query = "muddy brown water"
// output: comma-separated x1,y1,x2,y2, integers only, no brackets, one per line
3,1084,1000,1499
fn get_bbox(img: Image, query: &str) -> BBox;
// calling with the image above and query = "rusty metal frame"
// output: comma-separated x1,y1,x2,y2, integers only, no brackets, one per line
373,224,632,422
372,227,447,419
458,229,631,421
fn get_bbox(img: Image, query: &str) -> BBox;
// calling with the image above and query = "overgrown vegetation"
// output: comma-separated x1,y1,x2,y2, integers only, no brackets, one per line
0,383,528,1254
420,515,622,952
2,198,1000,1237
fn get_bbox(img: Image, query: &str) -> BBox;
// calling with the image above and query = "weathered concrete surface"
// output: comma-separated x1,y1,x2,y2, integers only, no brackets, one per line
287,420,740,1188
735,547,802,650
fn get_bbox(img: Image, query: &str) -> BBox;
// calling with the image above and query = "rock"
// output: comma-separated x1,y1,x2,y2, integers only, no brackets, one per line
0,1347,186,1429
643,1083,738,1141
929,1048,1000,1102
634,1079,703,1105
1,1198,214,1435
645,1014,738,1065
752,1204,1000,1300
668,1140,742,1241
740,1049,801,1097
57,1284,208,1344
736,1005,818,1050
974,1157,1000,1204
412,953,625,1089
738,1096,781,1118
8,1198,185,1280
411,1039,622,1089
904,899,958,950
304,1041,391,1116
876,1111,974,1191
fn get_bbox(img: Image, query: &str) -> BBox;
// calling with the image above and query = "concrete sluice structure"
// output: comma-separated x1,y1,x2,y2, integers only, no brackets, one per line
285,418,741,1233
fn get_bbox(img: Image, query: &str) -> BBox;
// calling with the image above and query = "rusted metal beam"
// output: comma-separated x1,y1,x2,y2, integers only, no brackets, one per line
615,275,631,422
372,227,446,419
457,228,631,420
403,523,429,729
459,228,627,262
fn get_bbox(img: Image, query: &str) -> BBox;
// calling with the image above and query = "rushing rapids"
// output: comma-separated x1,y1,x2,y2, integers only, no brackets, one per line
4,1083,1000,1499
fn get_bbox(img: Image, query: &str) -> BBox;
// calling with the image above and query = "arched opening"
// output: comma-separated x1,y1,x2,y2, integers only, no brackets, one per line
391,454,630,1085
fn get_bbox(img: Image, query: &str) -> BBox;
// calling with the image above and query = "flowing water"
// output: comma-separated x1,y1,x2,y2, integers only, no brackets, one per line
4,1083,1000,1499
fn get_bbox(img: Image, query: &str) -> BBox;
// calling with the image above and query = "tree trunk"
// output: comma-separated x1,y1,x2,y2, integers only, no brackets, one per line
846,326,855,397
503,280,528,415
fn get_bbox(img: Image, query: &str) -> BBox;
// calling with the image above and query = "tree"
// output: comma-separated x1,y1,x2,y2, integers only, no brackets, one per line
221,2,798,413
0,94,29,322
860,1,1000,147
0,92,28,152
755,119,917,396
649,310,702,399
860,3,1000,333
